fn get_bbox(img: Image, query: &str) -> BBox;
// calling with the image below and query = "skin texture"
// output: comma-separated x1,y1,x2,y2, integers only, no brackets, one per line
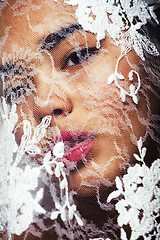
0,0,149,196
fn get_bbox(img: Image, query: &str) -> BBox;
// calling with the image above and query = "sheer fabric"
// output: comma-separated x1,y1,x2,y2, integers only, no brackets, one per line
0,0,160,239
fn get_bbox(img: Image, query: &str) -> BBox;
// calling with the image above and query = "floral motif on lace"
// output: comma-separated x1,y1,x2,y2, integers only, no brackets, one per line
107,138,160,240
0,99,83,239
64,0,160,104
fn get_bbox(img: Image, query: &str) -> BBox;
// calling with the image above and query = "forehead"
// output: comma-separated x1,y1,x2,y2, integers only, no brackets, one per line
0,0,77,53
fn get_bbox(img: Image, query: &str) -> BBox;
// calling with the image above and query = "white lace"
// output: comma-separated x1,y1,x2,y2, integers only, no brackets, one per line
0,0,160,239
0,98,159,239
0,99,83,239
107,138,160,240
65,0,159,103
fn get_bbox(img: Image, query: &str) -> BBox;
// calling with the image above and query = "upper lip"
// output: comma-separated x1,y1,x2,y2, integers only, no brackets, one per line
50,130,95,165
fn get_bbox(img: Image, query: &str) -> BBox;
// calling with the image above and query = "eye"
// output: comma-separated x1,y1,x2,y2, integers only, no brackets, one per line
61,47,98,70
5,83,31,105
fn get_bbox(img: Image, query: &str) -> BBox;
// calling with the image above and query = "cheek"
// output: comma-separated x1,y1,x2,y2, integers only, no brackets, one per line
76,64,129,134
76,57,115,105
75,51,146,136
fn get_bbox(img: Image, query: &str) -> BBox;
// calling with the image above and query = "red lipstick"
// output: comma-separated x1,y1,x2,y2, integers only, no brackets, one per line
63,138,94,163
50,130,94,164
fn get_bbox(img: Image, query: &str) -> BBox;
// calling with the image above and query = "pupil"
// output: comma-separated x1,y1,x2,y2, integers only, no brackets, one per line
71,52,82,64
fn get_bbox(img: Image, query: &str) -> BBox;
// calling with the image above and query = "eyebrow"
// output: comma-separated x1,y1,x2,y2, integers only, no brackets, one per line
0,62,25,79
0,24,83,76
40,23,83,51
0,62,15,79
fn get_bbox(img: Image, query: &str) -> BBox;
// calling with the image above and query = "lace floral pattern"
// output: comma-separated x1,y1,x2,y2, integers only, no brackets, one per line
0,0,160,239
0,98,159,239
65,0,159,56
65,0,159,104
0,99,47,237
107,138,160,240
0,99,84,239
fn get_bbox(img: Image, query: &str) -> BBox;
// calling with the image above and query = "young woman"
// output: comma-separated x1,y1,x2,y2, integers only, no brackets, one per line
0,0,160,239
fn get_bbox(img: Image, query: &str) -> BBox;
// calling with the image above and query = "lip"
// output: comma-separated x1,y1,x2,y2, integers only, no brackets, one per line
50,130,95,165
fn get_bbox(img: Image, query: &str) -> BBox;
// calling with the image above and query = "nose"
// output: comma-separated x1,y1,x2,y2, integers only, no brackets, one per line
34,95,73,122
33,75,73,123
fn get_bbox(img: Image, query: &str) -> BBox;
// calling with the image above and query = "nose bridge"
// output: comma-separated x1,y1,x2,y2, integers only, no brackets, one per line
33,69,73,122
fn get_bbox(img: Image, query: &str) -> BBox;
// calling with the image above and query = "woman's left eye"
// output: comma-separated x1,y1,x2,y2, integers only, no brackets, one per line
61,47,98,70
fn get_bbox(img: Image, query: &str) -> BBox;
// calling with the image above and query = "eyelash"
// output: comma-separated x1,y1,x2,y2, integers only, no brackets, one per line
5,84,31,105
3,46,98,103
61,47,99,70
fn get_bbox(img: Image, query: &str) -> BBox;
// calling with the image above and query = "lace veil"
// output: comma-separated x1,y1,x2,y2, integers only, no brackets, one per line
0,0,160,239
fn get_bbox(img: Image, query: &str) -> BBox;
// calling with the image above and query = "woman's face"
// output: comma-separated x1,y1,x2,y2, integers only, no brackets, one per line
0,0,148,195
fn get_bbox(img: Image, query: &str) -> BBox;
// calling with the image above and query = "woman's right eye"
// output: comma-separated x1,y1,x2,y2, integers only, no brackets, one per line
61,47,98,70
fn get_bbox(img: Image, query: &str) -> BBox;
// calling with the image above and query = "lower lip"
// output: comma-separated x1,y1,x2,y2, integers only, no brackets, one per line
50,130,95,164
63,138,94,163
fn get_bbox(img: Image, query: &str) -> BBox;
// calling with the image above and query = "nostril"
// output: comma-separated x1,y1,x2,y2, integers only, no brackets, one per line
53,109,63,115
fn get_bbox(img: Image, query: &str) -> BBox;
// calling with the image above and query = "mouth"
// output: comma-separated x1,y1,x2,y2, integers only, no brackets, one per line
50,130,95,167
